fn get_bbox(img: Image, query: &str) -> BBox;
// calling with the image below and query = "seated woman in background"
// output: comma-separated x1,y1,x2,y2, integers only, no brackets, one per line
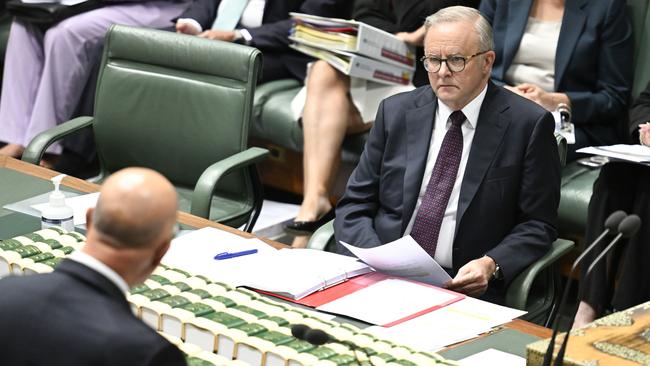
573,82,650,328
285,0,480,237
0,1,190,164
480,0,633,161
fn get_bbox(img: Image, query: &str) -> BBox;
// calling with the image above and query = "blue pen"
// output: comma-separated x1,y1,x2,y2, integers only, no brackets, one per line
214,249,258,260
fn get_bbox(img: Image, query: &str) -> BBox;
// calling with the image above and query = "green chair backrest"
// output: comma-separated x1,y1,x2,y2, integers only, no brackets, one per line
93,25,262,200
629,0,650,98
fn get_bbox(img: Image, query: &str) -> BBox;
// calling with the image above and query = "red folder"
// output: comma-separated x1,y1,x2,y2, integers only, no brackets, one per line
254,272,464,327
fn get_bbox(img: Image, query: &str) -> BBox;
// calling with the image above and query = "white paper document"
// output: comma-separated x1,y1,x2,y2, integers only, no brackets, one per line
578,144,650,164
31,192,100,225
340,235,451,286
458,349,525,366
365,296,527,351
316,278,459,326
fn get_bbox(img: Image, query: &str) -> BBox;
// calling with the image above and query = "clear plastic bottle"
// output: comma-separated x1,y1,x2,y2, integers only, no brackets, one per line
41,174,74,231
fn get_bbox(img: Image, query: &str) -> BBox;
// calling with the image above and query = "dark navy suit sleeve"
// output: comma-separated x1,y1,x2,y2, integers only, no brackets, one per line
564,0,633,126
177,0,220,29
246,0,351,49
484,110,560,284
334,100,387,253
146,343,187,366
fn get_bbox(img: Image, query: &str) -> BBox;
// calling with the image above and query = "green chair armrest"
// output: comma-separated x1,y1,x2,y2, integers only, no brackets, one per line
191,147,269,219
21,116,95,164
505,238,574,309
307,219,335,251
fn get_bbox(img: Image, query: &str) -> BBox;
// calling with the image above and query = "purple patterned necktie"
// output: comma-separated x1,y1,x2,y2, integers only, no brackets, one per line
411,110,466,257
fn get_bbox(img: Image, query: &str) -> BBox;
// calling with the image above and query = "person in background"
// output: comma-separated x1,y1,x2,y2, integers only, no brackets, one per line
574,82,650,328
175,0,352,84
285,0,480,238
0,1,190,165
0,168,185,366
480,0,633,161
334,6,560,303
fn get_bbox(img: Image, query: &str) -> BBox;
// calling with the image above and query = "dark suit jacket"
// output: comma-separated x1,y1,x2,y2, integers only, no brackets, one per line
0,260,186,366
480,0,633,145
178,0,352,81
334,82,561,300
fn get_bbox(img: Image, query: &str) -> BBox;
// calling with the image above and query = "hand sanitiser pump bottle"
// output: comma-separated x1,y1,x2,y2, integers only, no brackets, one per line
41,174,74,231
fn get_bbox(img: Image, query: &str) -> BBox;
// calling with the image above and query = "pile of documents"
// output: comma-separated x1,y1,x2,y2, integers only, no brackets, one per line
289,12,416,86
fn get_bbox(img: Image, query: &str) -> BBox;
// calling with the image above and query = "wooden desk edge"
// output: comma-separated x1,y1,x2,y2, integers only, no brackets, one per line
1,156,287,249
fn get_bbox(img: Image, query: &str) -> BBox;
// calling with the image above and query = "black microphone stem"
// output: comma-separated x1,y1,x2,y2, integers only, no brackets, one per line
541,228,612,366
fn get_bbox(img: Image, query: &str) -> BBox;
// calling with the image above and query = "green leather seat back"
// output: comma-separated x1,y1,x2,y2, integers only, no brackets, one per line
93,26,261,204
630,0,650,97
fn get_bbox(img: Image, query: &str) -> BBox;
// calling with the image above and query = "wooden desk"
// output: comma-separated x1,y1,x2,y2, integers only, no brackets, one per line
0,156,551,354
0,156,286,249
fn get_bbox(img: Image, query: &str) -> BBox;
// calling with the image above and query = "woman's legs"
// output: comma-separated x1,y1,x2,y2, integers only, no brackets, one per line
295,61,368,223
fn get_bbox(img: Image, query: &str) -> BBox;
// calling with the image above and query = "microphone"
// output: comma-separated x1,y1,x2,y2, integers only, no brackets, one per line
552,215,641,366
541,210,627,366
291,324,376,366
557,103,571,130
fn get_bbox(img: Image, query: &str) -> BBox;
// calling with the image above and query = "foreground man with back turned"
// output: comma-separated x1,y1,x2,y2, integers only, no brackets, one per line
335,6,560,304
0,168,186,366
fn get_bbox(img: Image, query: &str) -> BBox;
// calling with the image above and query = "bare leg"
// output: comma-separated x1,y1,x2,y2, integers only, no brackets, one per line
573,301,598,329
0,144,25,158
295,61,369,223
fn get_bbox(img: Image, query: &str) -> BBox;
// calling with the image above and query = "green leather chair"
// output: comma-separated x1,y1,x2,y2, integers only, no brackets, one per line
21,25,268,232
306,133,574,326
557,0,650,241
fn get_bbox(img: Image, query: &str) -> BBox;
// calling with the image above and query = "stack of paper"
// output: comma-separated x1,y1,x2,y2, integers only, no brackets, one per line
289,12,415,86
162,228,372,300
577,144,650,164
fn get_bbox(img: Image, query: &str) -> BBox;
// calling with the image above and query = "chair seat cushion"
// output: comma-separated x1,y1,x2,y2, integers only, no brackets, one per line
251,80,368,164
176,187,250,229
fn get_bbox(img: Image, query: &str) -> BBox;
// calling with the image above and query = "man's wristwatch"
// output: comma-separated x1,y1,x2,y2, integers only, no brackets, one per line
492,262,504,281
232,29,253,45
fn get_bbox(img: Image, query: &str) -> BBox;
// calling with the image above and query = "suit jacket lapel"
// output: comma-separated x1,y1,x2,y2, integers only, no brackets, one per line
555,0,588,90
455,83,510,235
402,88,437,233
56,259,131,313
502,0,533,80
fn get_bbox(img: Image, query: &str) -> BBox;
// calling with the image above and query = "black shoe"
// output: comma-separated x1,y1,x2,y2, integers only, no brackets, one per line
285,209,335,234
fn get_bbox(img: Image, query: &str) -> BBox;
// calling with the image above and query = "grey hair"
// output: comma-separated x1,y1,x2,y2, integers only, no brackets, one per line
424,6,494,52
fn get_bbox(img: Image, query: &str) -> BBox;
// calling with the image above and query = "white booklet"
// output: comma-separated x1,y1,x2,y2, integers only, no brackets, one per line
163,228,372,300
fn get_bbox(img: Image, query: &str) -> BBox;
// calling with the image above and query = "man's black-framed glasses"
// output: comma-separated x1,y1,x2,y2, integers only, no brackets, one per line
421,50,489,73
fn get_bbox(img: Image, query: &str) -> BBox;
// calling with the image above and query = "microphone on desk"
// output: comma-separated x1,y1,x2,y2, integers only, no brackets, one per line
551,214,641,366
291,324,376,366
541,210,627,366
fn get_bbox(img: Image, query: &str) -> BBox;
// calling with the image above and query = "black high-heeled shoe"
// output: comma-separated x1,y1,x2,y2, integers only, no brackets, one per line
285,209,335,234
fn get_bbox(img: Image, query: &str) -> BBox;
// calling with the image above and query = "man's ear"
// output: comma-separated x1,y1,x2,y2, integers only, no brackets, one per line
151,240,171,269
85,208,94,228
483,50,496,73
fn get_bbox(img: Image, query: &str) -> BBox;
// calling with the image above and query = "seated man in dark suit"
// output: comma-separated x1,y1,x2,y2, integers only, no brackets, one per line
0,168,185,366
334,6,561,303
175,0,352,84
